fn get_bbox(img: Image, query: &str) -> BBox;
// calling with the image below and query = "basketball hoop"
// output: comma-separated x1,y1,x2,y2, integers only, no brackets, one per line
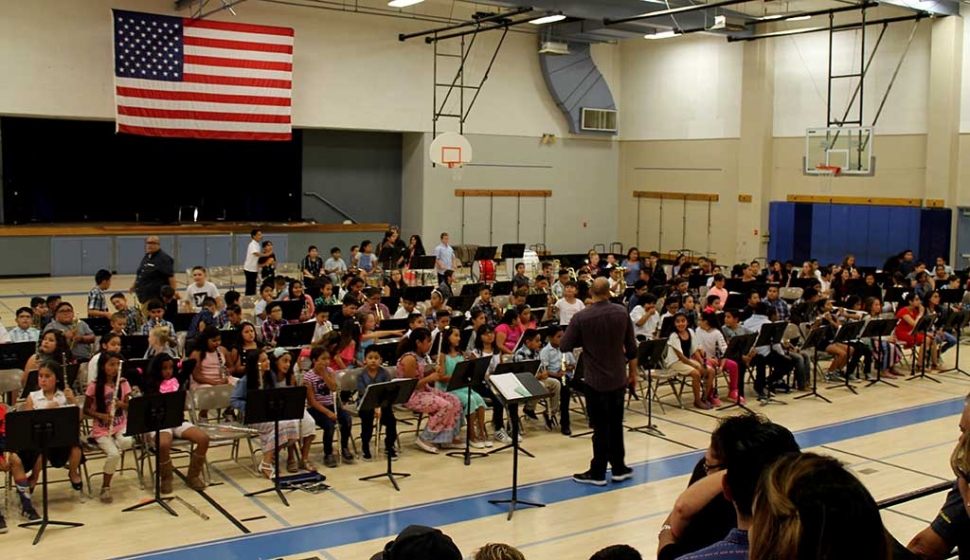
815,164,841,194
430,132,472,184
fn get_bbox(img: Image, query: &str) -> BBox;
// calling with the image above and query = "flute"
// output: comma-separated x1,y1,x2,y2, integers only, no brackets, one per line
110,360,124,431
61,351,68,390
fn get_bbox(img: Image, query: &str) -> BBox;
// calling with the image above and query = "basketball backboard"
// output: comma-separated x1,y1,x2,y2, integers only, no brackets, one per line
805,126,873,176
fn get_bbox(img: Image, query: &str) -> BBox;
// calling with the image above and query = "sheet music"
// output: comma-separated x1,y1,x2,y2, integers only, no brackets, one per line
491,373,530,401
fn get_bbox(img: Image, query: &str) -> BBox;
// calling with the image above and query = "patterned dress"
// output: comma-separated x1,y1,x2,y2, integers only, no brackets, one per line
396,352,462,444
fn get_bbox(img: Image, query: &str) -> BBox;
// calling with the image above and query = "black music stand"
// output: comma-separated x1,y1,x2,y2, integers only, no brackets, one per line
906,313,940,383
120,335,150,360
242,386,308,506
939,310,970,378
718,333,757,412
358,378,418,491
278,301,304,322
829,320,866,395
446,357,491,465
862,318,900,388
795,325,832,403
7,407,83,545
627,339,690,448
486,371,548,520
754,321,789,405
0,341,37,371
122,391,187,517
410,256,438,286
488,360,541,458
501,244,526,261
276,322,315,348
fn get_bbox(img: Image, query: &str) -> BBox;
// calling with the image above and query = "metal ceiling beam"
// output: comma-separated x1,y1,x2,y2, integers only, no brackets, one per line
424,15,538,43
603,0,755,26
399,6,533,41
729,12,927,41
753,2,878,26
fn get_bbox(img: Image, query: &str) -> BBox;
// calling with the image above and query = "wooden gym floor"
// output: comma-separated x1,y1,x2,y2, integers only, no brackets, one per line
0,274,967,560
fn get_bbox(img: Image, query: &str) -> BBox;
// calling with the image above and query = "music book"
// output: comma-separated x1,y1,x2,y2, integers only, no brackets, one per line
490,373,531,401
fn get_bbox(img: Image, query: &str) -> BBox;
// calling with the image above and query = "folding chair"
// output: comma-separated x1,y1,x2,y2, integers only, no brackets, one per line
188,385,258,472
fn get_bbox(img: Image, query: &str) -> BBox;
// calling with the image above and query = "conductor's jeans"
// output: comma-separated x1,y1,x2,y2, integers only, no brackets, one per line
587,386,627,478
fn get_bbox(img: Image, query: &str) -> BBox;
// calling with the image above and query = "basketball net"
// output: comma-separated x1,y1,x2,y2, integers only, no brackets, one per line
816,165,841,195
449,162,465,183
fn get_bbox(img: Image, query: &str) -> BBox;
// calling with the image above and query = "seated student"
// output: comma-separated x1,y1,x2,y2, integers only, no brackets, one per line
325,246,348,286
227,322,262,377
111,292,142,334
403,312,426,338
695,311,741,404
215,290,241,328
473,543,527,560
357,311,405,364
43,295,61,329
357,240,378,277
702,294,722,314
383,268,408,298
356,347,399,462
470,325,513,443
538,326,575,435
144,326,179,360
552,269,570,299
109,311,129,336
659,295,682,324
555,281,585,326
310,307,333,344
260,302,289,347
749,453,891,560
661,414,800,560
22,360,85,497
631,294,659,342
666,313,716,410
283,280,315,323
232,350,314,478
359,287,391,325
514,329,561,428
141,299,176,336
742,303,794,400
84,352,133,503
187,297,219,341
254,283,276,323
738,291,761,322
591,545,642,560
85,332,123,387
9,306,40,343
143,354,210,492
396,328,463,454
394,293,417,320
189,326,233,389
512,262,530,290
431,309,451,339
273,276,290,300
0,405,41,529
810,298,852,378
185,266,221,311
627,280,650,312
22,330,72,386
437,270,456,300
44,302,96,363
314,278,341,310
464,308,487,354
159,285,179,323
304,345,352,468
30,296,48,331
87,269,113,319
222,304,244,331
437,327,489,448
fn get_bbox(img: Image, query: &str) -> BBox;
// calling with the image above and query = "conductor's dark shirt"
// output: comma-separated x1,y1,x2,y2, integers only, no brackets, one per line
560,299,637,392
135,249,174,303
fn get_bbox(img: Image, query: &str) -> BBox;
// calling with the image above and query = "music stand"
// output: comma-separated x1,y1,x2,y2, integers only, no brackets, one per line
0,341,36,371
278,301,304,322
276,322,315,348
794,325,832,403
939,310,970,378
120,335,150,360
492,281,513,297
486,371,548,520
358,378,418,491
754,321,789,406
501,244,526,261
7,407,83,545
122,391,187,517
445,357,491,465
906,313,940,383
410,256,438,286
861,318,900,388
719,333,757,412
489,360,541,458
627,339,689,448
828,320,866,394
242,386,308,506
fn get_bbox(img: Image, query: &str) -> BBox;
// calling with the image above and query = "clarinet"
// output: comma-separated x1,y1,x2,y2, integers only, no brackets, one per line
110,360,124,432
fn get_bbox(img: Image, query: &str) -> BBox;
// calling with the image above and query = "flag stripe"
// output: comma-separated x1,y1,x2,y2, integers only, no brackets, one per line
118,115,291,133
183,26,294,46
117,86,291,107
183,35,293,54
182,18,295,38
183,72,291,90
183,46,291,63
116,96,291,115
118,105,291,124
118,124,291,141
183,64,292,81
184,53,292,72
117,77,290,98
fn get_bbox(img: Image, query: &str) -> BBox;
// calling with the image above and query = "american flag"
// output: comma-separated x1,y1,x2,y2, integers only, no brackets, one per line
112,9,293,141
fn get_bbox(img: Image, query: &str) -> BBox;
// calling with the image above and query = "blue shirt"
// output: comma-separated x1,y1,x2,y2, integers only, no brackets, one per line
433,243,455,273
678,528,748,560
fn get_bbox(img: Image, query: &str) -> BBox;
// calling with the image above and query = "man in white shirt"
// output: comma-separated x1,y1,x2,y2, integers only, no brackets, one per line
630,294,659,340
185,266,221,311
243,229,265,296
433,232,458,285
555,281,585,325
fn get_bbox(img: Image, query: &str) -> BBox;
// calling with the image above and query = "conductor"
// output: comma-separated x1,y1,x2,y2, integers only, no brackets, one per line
560,277,638,486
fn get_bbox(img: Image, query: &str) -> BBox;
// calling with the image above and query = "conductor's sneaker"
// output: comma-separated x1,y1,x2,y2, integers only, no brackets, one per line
384,448,399,462
611,467,634,482
561,426,572,436
22,507,40,522
572,471,607,486
362,450,373,462
0,515,7,534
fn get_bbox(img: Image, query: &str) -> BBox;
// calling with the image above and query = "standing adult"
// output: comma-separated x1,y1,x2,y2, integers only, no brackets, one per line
243,229,266,296
131,236,177,311
560,277,638,485
434,232,459,286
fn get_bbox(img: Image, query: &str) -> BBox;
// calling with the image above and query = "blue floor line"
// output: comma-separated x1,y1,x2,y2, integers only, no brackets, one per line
209,464,292,528
329,488,369,515
112,396,967,560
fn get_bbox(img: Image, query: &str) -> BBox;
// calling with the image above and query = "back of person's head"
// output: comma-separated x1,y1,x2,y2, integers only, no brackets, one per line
372,525,461,560
750,452,889,560
589,544,642,560
474,543,526,560
753,301,769,317
710,414,800,517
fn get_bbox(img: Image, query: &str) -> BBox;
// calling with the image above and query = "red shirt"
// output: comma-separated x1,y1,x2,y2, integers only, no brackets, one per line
894,307,917,339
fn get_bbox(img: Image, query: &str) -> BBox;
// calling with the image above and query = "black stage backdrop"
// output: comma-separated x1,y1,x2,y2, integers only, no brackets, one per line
0,116,302,224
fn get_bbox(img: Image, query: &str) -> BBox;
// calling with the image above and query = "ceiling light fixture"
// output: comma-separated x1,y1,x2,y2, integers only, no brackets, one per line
785,14,812,21
388,0,424,7
759,14,784,20
645,29,680,39
529,13,567,25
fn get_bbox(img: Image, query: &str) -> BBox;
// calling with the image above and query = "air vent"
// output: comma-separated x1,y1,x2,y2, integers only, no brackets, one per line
581,108,618,132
